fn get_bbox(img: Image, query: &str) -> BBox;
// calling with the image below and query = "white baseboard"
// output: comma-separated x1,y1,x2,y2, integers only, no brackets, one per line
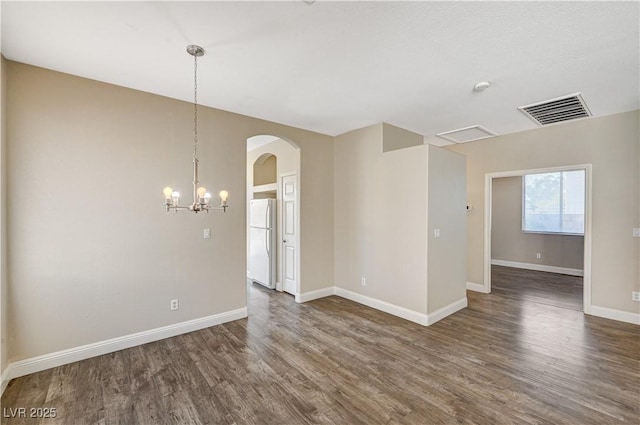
296,287,336,303
333,288,468,326
335,287,430,325
294,282,473,327
1,367,9,396
590,305,640,325
491,259,584,277
427,297,468,325
466,281,489,293
1,307,247,395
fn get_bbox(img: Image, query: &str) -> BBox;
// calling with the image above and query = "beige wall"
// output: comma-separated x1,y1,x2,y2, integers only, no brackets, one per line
492,176,584,270
334,128,467,317
446,110,640,313
334,124,429,314
247,139,300,287
382,123,422,153
253,154,277,187
6,61,333,362
1,55,7,377
427,145,467,312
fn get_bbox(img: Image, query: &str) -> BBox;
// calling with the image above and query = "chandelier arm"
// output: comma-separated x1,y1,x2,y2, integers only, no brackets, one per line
165,203,227,214
166,205,192,212
204,206,228,212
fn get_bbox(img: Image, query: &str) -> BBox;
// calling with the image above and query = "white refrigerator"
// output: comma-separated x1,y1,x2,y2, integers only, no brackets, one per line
249,199,276,289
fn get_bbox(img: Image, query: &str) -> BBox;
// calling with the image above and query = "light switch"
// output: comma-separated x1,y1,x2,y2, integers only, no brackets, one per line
203,228,211,239
633,228,640,238
434,229,440,238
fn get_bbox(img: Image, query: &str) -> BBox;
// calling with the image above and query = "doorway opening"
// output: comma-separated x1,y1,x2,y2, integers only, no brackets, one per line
246,135,300,300
484,164,592,313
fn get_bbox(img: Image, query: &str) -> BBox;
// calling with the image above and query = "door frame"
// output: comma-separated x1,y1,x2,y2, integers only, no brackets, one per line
484,163,593,314
280,171,300,297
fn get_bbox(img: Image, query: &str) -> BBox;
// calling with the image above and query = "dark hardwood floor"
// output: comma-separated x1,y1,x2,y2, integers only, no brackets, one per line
2,271,638,424
491,265,584,311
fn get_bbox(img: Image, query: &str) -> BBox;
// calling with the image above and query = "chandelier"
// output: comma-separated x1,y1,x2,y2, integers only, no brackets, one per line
163,45,228,213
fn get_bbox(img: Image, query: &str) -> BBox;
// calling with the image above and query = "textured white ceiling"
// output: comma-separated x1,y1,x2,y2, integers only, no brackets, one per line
2,1,639,144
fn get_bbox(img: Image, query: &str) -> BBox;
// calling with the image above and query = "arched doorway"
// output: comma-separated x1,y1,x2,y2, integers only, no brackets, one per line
246,135,300,297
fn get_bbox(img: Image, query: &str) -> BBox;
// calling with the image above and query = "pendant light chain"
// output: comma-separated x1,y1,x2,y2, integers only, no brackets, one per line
193,53,198,161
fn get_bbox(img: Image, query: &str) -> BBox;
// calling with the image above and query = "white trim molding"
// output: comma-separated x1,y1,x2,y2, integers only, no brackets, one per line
1,367,10,396
296,287,336,303
491,259,584,277
334,288,467,327
466,281,490,293
335,288,430,325
1,307,247,395
427,297,468,325
590,306,640,325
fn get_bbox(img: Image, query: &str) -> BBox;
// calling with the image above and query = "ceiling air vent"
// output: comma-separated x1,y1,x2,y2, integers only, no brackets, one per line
518,93,591,126
436,125,496,143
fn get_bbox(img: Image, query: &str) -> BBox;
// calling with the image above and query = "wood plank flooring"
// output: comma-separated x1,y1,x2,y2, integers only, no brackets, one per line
2,270,638,424
491,265,584,311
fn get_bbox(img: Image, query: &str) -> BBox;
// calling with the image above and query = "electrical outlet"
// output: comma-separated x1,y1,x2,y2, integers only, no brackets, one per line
203,228,211,239
632,292,640,302
361,277,366,286
536,253,541,259
434,229,441,238
633,228,640,238
170,299,179,311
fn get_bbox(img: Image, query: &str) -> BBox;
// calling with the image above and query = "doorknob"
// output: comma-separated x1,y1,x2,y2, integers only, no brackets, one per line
283,239,287,243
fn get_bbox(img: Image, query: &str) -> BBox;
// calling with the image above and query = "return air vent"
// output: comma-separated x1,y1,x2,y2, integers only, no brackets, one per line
518,93,591,126
436,125,497,144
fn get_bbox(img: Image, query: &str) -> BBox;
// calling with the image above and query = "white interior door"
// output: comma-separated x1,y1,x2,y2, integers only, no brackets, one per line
281,173,298,295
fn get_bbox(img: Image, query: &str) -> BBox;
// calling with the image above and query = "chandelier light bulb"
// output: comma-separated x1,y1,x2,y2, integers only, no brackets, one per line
219,190,229,205
172,191,180,202
204,192,212,205
163,186,173,200
197,186,207,204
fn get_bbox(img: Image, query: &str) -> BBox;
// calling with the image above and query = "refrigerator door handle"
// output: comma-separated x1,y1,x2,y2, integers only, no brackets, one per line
265,202,270,229
266,229,271,257
265,201,271,257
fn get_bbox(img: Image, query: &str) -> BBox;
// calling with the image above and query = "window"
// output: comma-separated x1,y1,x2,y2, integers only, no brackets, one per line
523,170,585,235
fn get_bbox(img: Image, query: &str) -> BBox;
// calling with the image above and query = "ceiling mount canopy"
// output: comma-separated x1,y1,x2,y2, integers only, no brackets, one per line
186,44,204,57
163,45,229,213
